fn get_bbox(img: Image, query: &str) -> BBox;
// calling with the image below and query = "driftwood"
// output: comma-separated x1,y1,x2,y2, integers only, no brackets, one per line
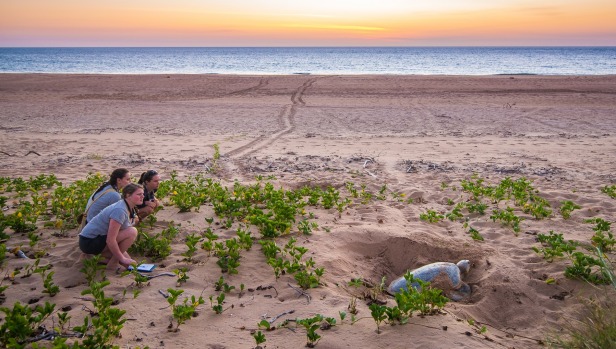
267,309,295,324
287,283,311,304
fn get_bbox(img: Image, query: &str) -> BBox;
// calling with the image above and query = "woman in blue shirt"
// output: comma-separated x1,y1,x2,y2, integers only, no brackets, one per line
79,183,143,269
84,168,132,224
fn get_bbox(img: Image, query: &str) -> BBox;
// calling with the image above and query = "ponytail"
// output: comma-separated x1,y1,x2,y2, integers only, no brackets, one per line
92,168,129,196
138,170,158,185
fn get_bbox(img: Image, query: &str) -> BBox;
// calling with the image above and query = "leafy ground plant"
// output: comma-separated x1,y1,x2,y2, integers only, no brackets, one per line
0,301,55,347
522,200,552,220
50,172,106,229
80,255,106,285
294,265,325,290
466,202,488,215
214,275,235,293
346,278,363,315
533,231,578,262
260,237,325,289
586,218,614,252
121,265,150,289
601,184,616,199
445,203,464,222
200,228,219,256
74,260,128,349
533,230,612,285
131,222,179,261
0,244,5,267
468,227,484,241
214,239,242,274
182,233,200,262
296,314,324,347
166,288,204,331
252,330,266,348
565,252,608,285
547,249,616,347
40,269,60,296
467,318,488,335
368,273,450,333
173,267,190,286
130,230,172,261
209,293,226,314
490,207,523,234
369,303,388,334
419,209,444,223
210,143,221,173
559,200,581,219
397,272,449,316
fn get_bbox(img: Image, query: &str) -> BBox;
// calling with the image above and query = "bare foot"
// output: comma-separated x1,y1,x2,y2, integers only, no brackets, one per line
106,262,120,271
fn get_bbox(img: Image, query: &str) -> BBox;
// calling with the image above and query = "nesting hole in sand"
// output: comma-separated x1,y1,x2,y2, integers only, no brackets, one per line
343,235,487,299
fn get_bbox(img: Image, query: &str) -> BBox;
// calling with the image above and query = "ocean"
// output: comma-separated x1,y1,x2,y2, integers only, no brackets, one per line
0,47,615,75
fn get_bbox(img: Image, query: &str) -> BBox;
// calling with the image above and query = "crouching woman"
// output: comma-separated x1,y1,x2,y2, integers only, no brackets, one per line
79,183,143,270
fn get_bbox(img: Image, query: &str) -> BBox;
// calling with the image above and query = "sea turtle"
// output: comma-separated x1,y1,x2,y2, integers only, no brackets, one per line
387,260,471,301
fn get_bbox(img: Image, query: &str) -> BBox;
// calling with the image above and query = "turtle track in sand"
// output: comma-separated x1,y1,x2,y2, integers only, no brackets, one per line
225,77,318,159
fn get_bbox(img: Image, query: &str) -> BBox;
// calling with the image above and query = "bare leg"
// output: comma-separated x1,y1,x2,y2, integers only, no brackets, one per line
102,227,138,270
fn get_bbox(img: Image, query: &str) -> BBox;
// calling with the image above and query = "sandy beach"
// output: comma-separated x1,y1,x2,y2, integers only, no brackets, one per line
1,73,615,349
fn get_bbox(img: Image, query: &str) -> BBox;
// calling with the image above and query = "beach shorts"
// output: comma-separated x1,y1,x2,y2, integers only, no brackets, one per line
79,235,107,255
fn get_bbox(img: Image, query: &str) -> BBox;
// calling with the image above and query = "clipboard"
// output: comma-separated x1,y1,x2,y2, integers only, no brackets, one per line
137,263,156,272
128,264,156,272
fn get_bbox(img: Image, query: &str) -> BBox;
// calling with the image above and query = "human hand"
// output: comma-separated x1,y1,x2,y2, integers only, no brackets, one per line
121,257,137,267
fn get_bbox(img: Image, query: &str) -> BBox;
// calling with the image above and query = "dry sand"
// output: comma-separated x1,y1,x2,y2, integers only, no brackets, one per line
1,74,616,348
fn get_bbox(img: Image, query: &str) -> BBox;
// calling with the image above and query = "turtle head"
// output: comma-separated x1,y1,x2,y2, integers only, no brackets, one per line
457,260,471,274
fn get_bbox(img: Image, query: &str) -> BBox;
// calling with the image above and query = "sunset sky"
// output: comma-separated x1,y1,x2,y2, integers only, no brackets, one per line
1,0,615,47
